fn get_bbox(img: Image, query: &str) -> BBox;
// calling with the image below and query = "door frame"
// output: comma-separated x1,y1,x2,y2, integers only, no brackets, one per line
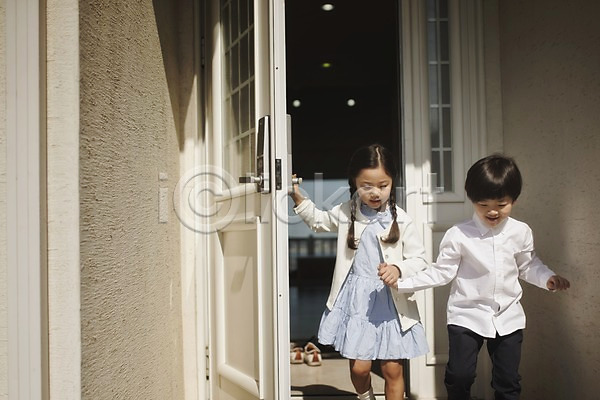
401,0,491,398
199,0,493,398
270,0,292,395
6,0,48,397
202,0,290,398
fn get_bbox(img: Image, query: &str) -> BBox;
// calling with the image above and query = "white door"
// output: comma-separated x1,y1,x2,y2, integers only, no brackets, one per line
205,0,290,399
401,0,490,399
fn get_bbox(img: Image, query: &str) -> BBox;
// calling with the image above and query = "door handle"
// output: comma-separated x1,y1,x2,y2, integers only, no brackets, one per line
239,175,263,184
291,176,302,185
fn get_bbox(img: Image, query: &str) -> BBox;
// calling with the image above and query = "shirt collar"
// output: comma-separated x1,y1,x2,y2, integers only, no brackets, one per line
355,200,382,221
472,213,509,236
355,200,399,224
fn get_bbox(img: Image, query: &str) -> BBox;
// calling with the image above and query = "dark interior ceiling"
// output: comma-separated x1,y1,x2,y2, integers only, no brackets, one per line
286,0,401,179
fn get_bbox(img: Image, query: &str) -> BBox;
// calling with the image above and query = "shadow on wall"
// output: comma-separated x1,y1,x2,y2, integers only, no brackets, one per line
152,0,198,150
516,172,598,399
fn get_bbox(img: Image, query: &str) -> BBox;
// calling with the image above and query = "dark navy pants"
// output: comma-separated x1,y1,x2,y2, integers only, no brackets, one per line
445,325,523,400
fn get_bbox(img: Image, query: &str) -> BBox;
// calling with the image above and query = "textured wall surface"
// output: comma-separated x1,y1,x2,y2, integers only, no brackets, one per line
483,0,503,155
499,0,600,398
0,0,6,397
79,0,188,398
47,0,81,398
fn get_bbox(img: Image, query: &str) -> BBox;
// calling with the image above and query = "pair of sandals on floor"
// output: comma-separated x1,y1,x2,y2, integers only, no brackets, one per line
290,341,322,366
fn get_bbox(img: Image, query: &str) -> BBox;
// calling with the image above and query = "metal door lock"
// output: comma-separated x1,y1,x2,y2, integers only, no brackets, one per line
238,116,270,193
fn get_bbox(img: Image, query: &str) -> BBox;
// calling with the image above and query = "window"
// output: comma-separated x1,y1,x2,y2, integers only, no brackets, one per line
221,0,255,178
427,0,452,192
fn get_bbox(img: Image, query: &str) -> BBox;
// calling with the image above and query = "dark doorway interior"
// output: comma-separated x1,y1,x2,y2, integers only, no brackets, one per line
286,0,402,179
286,1,403,396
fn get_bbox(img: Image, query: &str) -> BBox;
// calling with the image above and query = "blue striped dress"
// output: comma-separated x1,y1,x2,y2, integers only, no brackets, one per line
317,203,429,360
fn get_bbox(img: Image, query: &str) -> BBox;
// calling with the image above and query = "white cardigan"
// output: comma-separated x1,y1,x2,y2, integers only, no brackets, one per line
294,198,428,330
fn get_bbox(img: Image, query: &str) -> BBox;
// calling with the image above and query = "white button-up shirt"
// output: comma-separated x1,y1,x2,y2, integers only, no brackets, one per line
396,214,555,338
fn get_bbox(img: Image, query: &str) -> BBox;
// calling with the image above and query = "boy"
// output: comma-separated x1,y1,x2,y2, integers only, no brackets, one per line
385,154,570,400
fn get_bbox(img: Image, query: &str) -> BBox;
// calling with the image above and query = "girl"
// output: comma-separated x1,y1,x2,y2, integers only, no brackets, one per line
290,144,429,400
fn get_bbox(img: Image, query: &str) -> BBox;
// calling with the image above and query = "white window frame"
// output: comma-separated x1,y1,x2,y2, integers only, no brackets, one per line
220,0,257,182
422,0,487,204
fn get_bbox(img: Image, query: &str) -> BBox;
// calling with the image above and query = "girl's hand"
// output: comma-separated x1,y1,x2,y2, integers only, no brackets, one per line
547,275,570,291
378,263,401,288
289,174,305,206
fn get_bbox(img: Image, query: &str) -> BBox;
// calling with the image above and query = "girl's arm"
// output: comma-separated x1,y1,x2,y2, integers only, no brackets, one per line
395,228,461,292
289,177,305,206
379,213,428,287
293,198,341,233
290,180,341,233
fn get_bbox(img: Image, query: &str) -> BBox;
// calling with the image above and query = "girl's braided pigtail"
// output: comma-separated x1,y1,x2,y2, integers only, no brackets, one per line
346,197,359,249
382,190,400,244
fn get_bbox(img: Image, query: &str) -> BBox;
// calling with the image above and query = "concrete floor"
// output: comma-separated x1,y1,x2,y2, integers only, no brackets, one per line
291,358,386,398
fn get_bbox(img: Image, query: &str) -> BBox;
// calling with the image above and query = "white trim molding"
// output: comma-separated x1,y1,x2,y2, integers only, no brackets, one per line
6,0,46,398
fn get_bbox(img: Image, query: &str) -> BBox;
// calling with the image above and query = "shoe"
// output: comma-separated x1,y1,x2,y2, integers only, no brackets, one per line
303,342,322,366
357,387,375,400
290,346,304,364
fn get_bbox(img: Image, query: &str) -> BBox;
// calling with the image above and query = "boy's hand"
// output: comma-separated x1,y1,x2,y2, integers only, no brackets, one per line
547,275,570,291
378,263,401,288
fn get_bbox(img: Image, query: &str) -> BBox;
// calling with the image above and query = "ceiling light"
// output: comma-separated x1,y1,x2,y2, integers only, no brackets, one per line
292,100,301,108
347,99,356,107
321,4,334,11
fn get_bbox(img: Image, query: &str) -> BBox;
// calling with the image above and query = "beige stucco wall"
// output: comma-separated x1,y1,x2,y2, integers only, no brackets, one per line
0,0,6,398
47,0,81,397
482,0,503,155
499,0,600,398
78,0,193,398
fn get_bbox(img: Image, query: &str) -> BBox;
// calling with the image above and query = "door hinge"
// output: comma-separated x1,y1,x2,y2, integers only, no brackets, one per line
275,158,282,190
205,345,210,380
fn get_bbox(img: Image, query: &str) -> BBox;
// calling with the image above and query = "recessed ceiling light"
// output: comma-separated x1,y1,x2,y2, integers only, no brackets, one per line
321,4,334,11
292,99,301,108
321,62,332,68
347,99,356,107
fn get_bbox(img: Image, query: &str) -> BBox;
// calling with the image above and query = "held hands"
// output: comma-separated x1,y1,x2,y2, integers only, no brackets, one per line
378,263,401,289
546,274,570,291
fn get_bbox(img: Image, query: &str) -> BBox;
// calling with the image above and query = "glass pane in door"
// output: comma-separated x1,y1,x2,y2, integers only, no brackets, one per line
222,0,256,178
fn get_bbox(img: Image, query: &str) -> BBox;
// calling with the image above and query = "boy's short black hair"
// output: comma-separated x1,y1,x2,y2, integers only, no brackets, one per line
465,154,522,202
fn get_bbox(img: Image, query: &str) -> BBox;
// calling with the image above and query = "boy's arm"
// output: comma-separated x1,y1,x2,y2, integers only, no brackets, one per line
546,275,570,291
396,229,461,292
515,227,556,290
293,198,341,233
